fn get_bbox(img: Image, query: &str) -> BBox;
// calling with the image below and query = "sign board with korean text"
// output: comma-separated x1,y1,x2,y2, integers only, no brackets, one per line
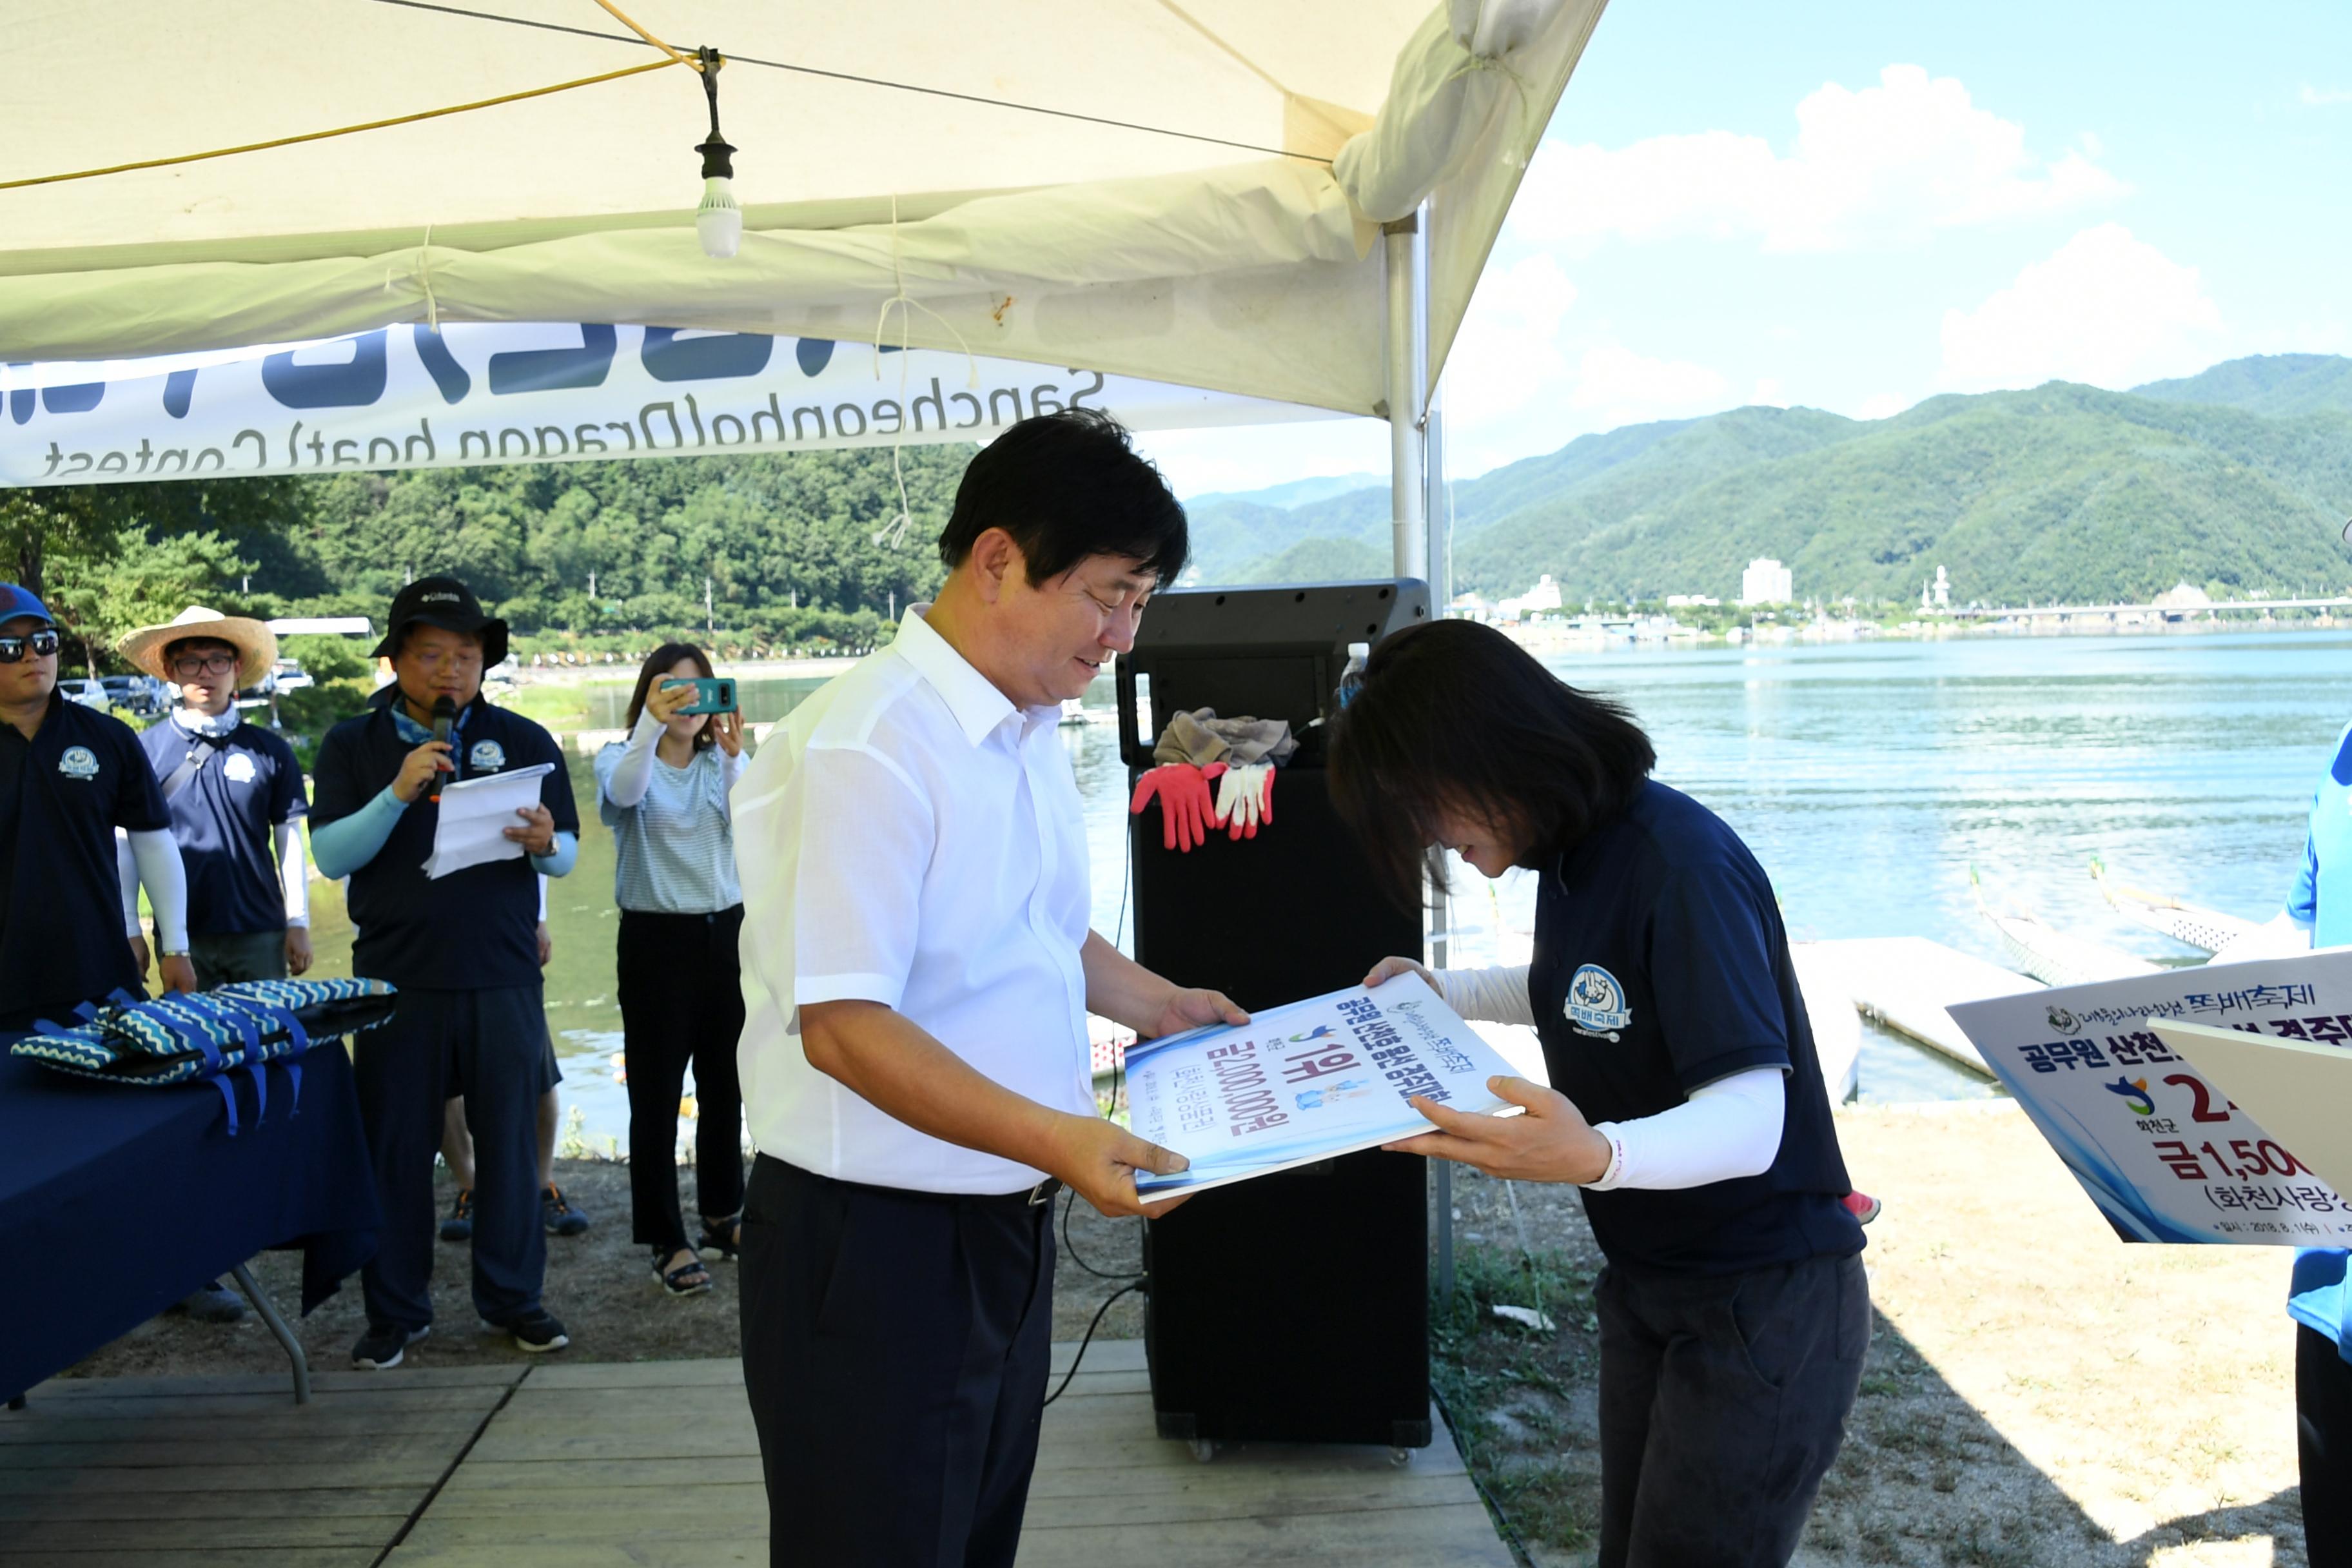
1949,952,2352,1245
1126,974,1517,1199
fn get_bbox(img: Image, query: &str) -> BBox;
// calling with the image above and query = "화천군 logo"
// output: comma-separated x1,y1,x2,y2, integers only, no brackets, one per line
2103,1075,2155,1116
1565,964,1631,1041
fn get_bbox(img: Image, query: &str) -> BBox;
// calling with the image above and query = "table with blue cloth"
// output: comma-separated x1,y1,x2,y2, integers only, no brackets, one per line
0,1037,377,1404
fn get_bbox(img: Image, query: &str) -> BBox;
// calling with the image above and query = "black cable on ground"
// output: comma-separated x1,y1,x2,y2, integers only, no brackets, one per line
1429,1383,1537,1568
1041,1280,1143,1407
1059,1184,1144,1282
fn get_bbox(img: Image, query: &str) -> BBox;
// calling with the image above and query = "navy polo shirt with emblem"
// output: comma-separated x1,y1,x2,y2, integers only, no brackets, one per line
308,691,576,990
1530,779,1862,1276
137,715,306,936
0,692,171,1030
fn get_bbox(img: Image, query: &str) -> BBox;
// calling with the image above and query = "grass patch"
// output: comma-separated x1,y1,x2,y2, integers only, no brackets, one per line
488,681,603,732
1431,1237,1604,1557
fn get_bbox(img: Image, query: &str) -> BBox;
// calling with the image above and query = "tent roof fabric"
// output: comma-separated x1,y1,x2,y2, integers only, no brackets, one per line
1,1,1605,416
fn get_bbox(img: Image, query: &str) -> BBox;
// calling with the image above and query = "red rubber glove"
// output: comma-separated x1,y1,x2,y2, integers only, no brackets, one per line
1130,762,1228,852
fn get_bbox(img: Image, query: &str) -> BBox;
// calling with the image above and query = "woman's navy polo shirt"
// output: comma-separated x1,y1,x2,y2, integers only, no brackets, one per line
0,692,170,1029
308,692,576,991
137,716,306,936
1530,779,1863,1276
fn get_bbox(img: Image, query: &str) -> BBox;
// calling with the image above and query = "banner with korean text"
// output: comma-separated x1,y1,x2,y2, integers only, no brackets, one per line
1950,951,2352,1245
1126,974,1518,1199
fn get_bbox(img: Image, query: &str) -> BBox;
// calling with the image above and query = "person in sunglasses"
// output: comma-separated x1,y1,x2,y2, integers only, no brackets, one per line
0,583,195,1034
118,607,312,990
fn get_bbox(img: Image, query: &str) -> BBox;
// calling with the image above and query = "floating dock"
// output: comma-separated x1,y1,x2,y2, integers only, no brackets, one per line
1795,937,2041,1076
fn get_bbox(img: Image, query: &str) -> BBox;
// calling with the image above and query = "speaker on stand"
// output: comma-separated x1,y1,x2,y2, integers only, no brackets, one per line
1117,582,1435,1456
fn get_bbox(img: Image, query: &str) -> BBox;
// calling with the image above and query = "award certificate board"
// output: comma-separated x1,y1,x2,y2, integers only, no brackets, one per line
1948,950,2352,1246
1126,973,1518,1197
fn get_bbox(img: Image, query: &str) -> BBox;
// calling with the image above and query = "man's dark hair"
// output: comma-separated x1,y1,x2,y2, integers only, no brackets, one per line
937,409,1188,586
1327,619,1657,908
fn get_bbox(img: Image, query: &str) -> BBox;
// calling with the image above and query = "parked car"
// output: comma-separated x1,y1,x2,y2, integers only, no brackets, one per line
269,658,313,692
99,674,168,716
58,678,110,711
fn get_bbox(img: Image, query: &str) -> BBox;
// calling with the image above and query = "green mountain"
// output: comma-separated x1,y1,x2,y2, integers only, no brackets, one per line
2132,354,2352,418
1210,355,2352,607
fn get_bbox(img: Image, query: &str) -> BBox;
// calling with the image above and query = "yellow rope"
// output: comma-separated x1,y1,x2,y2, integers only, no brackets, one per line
0,54,689,193
585,0,700,71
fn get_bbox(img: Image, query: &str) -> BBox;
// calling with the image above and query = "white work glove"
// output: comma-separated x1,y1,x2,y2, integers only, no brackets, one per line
1213,763,1275,841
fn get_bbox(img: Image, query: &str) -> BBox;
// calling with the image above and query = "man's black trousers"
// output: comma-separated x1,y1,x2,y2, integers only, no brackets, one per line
2301,1324,2352,1559
616,906,745,1256
739,1155,1055,1568
353,983,549,1331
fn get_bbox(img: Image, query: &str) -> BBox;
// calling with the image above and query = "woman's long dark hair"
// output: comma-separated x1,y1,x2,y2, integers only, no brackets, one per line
625,642,718,751
1327,619,1656,908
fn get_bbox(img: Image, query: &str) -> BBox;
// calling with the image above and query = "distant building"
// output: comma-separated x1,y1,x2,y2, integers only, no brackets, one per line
1666,593,1721,609
1933,565,1950,609
2152,582,2211,609
1739,558,1792,607
1498,574,1564,620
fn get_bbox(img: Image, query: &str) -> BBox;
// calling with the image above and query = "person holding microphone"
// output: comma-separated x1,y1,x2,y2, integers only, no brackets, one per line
308,577,579,1369
595,643,747,1297
732,409,1245,1565
1328,618,1867,1568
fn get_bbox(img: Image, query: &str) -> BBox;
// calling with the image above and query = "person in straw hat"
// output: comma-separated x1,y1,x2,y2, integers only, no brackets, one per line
119,607,313,991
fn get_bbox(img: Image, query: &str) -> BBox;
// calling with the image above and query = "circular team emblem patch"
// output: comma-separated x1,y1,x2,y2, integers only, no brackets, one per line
223,752,259,785
57,745,99,781
1565,963,1632,1041
469,739,506,770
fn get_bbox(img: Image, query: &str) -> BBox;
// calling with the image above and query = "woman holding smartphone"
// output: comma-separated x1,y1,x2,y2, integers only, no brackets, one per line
596,643,748,1297
1329,620,1867,1568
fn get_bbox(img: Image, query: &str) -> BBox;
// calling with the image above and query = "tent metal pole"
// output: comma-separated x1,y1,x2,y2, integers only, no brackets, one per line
1383,210,1429,582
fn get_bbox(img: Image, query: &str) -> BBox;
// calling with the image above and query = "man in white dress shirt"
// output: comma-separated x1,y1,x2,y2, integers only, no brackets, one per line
731,409,1247,1567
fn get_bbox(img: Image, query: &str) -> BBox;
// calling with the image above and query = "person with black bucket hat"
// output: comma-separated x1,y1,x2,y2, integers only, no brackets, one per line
309,576,580,1368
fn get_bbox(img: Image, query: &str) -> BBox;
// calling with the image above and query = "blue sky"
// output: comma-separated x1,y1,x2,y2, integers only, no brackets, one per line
1138,0,2352,496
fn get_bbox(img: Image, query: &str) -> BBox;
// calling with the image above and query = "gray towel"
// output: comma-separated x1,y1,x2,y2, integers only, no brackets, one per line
1152,707,1297,769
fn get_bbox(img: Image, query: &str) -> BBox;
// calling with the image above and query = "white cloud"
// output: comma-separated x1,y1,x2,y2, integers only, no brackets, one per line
1937,224,2226,392
1514,64,2123,253
1569,345,1730,426
1135,417,1391,501
2302,84,2352,106
1750,378,1790,407
1440,253,1580,430
1851,392,1909,420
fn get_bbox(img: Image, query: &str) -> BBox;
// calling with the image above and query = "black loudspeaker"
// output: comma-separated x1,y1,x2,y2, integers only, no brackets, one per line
1123,582,1435,1449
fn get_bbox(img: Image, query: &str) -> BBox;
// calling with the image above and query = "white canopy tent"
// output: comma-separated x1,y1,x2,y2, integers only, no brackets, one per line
1,0,1607,575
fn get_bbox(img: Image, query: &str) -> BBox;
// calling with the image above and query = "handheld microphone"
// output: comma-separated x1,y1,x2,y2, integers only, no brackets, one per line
429,695,456,803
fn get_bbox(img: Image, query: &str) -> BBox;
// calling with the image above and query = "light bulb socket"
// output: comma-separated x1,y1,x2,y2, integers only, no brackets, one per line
697,138,736,181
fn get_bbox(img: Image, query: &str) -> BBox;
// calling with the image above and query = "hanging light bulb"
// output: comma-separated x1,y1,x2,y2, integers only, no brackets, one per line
693,48,740,260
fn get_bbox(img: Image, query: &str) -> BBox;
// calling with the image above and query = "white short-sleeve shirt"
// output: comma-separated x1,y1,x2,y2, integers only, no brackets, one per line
732,606,1093,1195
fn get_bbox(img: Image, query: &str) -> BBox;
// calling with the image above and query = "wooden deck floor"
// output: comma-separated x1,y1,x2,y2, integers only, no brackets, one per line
2,1342,1511,1567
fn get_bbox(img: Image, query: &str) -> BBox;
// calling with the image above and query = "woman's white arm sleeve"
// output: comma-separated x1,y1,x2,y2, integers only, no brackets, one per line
601,709,664,808
116,830,141,937
1585,1066,1787,1191
126,828,190,950
276,821,310,926
721,743,747,799
1433,965,1535,1026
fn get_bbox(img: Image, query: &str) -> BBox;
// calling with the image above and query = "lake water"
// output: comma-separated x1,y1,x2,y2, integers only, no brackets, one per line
303,630,2352,1144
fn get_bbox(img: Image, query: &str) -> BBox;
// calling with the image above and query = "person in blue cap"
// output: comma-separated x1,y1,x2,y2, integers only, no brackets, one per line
0,582,195,1030
309,576,579,1370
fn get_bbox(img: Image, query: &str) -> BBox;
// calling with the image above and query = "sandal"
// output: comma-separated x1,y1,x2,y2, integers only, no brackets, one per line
651,1246,711,1297
700,1212,742,1262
